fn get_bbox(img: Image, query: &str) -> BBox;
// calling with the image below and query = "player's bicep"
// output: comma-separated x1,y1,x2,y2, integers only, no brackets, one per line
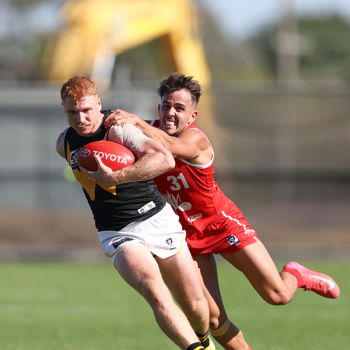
169,131,202,159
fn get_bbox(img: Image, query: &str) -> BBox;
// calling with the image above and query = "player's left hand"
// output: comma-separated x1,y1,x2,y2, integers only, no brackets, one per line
80,155,117,186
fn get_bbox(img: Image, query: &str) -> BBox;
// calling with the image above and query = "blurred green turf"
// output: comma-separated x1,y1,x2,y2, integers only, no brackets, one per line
0,260,349,349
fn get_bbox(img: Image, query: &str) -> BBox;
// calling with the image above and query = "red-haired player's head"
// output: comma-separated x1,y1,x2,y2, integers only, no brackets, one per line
61,76,103,137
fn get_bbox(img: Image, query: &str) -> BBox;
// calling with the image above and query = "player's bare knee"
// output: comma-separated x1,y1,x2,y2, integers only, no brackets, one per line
183,295,209,323
192,299,208,318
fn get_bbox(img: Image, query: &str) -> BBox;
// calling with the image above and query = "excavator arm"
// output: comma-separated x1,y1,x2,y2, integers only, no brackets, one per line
42,0,214,131
42,0,210,89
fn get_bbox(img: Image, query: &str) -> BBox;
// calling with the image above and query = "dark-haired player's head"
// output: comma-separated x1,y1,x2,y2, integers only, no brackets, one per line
157,73,201,136
158,72,201,106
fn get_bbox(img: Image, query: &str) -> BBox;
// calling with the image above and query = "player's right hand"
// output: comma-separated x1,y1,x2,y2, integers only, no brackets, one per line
104,109,141,128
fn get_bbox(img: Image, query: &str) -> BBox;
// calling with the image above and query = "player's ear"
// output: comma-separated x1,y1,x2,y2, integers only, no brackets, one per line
189,110,198,124
97,96,102,109
157,104,161,114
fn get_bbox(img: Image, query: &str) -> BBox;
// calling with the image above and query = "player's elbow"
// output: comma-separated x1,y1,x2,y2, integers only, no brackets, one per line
162,152,175,171
155,149,175,173
56,133,65,157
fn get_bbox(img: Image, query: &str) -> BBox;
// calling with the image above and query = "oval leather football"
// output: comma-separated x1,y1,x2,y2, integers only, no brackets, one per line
77,140,135,171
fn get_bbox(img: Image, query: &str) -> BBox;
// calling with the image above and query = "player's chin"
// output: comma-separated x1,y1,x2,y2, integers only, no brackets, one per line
162,125,177,135
76,128,93,137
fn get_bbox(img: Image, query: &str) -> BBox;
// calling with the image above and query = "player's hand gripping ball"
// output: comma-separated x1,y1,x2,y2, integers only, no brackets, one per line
77,140,135,171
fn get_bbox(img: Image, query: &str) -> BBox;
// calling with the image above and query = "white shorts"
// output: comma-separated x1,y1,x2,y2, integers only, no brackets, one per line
98,203,187,262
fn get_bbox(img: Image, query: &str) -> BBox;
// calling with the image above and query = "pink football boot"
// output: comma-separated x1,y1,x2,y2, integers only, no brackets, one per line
282,261,340,299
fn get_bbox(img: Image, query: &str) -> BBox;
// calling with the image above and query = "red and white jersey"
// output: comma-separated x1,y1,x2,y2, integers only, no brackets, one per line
152,121,240,242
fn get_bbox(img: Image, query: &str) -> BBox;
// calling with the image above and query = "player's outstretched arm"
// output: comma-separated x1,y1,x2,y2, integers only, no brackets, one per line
105,109,209,163
84,123,175,186
105,109,166,145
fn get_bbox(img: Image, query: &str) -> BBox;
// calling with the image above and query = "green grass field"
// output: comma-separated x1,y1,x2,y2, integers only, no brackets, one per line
1,260,349,350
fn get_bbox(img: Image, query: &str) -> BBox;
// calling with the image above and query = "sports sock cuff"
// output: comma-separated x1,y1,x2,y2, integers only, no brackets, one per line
196,330,208,339
186,342,204,350
196,330,209,347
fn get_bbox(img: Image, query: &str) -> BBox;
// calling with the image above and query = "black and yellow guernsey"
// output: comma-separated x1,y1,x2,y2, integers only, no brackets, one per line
64,111,166,231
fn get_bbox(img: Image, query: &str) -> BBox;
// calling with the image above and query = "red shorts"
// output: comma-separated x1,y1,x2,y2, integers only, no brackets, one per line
185,203,260,257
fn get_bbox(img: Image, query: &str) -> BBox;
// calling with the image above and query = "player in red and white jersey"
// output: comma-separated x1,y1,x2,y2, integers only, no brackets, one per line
151,120,258,257
105,73,340,350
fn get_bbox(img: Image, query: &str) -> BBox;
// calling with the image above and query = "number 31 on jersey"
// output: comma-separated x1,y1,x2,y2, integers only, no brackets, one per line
167,173,189,191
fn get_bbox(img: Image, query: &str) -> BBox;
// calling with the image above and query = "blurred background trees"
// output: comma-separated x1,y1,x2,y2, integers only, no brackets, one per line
3,0,350,84
251,14,350,82
0,0,62,79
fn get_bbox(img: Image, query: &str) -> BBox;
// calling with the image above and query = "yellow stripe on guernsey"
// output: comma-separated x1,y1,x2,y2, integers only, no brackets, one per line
66,143,116,200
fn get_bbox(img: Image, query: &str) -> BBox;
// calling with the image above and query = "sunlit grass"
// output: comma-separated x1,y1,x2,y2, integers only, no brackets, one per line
0,261,348,349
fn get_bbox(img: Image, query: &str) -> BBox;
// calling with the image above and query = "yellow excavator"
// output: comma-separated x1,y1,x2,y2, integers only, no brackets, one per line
43,0,209,86
42,0,214,130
